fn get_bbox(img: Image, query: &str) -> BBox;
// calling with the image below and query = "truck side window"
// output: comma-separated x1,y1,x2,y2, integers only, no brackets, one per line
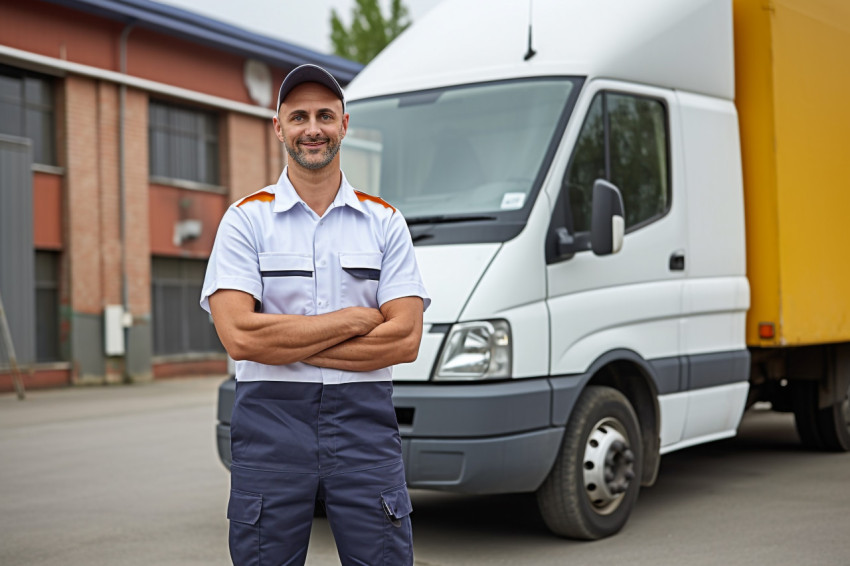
567,95,605,232
564,91,670,233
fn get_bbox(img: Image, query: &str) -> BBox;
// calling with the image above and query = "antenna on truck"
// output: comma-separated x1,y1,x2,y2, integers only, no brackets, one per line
523,0,537,61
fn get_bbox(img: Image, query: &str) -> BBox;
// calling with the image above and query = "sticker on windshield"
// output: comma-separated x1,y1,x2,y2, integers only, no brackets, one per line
500,192,526,210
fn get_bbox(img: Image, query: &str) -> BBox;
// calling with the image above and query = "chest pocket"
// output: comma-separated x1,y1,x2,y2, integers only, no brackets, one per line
258,252,314,315
339,251,382,309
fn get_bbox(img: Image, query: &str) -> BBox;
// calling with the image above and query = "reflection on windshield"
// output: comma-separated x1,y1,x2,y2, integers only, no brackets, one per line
342,79,577,218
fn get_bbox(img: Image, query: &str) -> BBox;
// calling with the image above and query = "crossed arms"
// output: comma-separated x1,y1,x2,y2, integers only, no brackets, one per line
208,290,424,372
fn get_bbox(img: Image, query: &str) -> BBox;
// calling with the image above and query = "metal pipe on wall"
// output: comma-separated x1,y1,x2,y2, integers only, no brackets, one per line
118,22,135,377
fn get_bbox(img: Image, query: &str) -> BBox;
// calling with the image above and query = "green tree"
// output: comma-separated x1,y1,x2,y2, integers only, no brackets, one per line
330,0,411,64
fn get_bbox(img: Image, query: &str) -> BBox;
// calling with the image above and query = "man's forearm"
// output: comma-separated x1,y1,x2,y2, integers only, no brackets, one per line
210,290,384,366
225,312,363,365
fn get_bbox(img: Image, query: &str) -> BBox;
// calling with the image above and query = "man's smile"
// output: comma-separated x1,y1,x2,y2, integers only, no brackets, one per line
299,138,329,150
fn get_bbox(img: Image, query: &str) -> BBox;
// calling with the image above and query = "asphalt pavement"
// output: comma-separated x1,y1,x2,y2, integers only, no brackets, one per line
1,376,848,566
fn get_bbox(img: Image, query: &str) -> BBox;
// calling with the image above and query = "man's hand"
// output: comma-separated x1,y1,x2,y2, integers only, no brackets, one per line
345,306,385,336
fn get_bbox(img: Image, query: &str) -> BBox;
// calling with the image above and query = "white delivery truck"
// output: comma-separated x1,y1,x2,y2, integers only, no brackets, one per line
216,0,850,539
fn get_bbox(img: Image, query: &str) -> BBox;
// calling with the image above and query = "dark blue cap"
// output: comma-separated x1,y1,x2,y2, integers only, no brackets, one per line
276,64,345,112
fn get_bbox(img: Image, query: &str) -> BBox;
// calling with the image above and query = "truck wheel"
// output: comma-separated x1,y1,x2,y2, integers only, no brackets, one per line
536,386,642,540
792,380,824,450
817,379,850,451
793,380,850,452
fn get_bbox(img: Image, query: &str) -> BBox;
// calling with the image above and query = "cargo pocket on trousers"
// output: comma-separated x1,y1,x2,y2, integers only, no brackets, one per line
227,489,262,566
381,484,414,565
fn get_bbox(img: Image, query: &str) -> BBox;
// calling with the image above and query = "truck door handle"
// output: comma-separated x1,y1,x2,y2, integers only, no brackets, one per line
669,252,685,271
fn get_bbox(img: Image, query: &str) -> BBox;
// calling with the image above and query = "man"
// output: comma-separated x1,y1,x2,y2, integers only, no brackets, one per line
200,64,429,566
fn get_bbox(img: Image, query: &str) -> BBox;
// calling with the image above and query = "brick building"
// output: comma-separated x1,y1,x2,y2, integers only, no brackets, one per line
0,0,361,391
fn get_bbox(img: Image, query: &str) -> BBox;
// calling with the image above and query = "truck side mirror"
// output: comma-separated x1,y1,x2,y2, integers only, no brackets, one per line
590,179,625,256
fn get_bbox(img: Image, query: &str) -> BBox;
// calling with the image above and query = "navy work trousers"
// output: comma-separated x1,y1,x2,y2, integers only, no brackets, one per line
227,380,413,566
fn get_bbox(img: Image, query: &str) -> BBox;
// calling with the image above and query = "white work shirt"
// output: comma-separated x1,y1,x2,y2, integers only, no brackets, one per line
201,168,430,384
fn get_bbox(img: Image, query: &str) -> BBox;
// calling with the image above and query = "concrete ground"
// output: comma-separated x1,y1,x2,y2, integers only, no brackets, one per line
0,376,848,566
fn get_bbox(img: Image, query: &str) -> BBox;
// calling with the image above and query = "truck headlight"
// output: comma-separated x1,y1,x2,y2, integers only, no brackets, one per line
433,320,512,380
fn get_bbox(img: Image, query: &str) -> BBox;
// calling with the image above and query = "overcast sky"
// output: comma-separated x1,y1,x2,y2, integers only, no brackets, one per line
155,0,445,55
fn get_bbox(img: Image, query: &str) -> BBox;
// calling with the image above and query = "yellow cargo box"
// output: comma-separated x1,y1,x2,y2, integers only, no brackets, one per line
734,0,850,347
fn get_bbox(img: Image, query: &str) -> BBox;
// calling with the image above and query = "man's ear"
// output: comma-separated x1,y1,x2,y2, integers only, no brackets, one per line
340,113,350,139
273,115,285,143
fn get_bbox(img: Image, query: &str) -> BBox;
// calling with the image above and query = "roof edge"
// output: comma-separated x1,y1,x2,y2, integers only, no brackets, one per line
39,0,363,82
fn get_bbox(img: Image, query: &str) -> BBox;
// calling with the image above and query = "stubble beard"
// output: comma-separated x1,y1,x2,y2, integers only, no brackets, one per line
285,130,342,171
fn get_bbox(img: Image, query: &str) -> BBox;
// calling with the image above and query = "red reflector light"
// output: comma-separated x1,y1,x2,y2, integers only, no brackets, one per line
758,323,775,339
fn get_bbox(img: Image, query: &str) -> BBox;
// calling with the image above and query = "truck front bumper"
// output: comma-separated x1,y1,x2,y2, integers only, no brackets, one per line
392,379,571,494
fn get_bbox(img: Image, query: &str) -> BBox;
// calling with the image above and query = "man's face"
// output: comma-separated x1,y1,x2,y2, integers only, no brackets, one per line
274,82,348,171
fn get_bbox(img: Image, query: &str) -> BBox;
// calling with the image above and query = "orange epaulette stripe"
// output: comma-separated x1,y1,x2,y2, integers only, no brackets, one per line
354,190,396,213
237,191,274,207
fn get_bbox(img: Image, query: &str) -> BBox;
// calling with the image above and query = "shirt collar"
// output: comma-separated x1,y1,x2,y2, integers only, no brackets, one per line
272,167,366,215
339,171,366,214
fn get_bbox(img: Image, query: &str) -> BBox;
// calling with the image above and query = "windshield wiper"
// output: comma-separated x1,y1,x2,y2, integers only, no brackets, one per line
405,214,497,226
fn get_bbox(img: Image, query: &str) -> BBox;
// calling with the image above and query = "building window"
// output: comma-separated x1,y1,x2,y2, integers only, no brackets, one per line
149,100,219,186
565,91,670,233
151,257,224,356
0,65,56,165
35,251,61,362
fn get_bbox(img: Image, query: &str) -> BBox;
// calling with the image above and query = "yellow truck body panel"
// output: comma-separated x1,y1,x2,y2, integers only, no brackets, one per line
734,0,850,346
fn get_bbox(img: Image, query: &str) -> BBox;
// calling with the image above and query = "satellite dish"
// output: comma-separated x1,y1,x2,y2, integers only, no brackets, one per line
244,59,272,108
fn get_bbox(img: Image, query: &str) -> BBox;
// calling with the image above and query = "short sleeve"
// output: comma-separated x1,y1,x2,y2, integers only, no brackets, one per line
377,210,431,311
200,206,263,313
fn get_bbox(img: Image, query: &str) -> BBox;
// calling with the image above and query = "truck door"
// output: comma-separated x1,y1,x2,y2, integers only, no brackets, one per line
545,81,689,447
675,90,750,445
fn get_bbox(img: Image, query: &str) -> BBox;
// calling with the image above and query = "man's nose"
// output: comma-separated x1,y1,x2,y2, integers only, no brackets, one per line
305,118,322,136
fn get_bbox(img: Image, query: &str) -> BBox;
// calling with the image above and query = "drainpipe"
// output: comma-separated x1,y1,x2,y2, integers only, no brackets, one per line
119,22,134,379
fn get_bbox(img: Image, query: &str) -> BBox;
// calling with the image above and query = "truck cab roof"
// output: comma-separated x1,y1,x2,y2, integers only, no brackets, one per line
345,0,735,102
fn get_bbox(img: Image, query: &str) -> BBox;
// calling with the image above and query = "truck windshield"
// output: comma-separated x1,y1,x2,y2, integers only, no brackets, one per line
342,78,579,243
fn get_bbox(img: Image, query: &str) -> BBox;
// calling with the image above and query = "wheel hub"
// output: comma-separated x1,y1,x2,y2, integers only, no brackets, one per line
583,418,636,515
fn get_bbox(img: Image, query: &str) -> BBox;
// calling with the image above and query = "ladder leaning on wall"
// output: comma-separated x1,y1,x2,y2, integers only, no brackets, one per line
0,289,26,400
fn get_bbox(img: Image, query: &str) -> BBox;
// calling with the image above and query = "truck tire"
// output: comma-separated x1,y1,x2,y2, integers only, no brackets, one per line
792,380,824,450
816,382,850,451
536,386,642,540
793,380,850,452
